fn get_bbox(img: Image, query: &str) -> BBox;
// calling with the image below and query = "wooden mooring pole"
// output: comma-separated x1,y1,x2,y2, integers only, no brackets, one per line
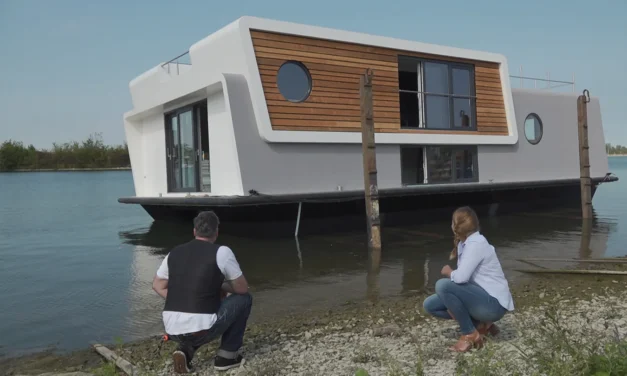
577,89,593,219
360,68,381,250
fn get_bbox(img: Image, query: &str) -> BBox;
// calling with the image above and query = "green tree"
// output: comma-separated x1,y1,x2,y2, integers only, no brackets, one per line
606,143,627,155
0,134,130,172
0,140,29,171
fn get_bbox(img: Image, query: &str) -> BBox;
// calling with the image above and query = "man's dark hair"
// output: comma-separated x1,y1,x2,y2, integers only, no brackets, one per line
193,211,220,238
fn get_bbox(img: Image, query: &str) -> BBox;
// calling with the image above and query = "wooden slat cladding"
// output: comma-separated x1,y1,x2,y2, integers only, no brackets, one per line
251,30,508,135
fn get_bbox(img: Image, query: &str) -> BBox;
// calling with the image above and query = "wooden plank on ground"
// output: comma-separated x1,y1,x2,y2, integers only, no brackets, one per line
517,258,627,264
93,344,138,376
515,269,627,275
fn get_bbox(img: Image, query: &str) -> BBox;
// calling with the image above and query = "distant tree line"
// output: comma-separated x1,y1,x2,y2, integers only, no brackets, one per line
0,133,130,172
606,143,627,155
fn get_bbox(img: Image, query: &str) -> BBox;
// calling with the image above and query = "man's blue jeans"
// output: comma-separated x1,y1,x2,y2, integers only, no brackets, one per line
423,279,506,335
169,293,253,361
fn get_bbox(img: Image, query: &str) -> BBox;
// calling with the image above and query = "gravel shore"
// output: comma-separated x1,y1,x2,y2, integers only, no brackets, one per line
118,276,627,376
5,276,627,376
149,285,627,376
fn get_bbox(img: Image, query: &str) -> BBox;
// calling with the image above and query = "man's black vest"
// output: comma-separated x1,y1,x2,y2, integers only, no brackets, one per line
163,239,224,314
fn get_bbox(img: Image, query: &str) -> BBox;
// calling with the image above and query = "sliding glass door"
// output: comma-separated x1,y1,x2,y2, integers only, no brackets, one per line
165,107,200,192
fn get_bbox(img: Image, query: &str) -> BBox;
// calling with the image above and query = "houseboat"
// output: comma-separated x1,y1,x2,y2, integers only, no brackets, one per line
118,16,617,233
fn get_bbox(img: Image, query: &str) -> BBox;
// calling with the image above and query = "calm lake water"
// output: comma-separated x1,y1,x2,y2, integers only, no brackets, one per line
0,157,625,357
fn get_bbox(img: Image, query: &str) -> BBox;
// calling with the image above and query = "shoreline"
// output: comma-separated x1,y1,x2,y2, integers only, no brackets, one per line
2,155,623,173
3,271,627,375
2,167,131,173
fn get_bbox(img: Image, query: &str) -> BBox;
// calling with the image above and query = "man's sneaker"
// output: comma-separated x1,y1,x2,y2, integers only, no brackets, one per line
214,354,244,371
172,350,191,374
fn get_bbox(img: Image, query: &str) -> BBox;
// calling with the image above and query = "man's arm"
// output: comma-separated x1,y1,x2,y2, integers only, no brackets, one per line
221,275,249,295
153,254,169,299
217,246,249,295
153,275,168,299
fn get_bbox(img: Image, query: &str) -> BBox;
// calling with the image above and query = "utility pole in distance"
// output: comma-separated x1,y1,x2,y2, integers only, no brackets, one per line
577,89,592,219
360,68,381,251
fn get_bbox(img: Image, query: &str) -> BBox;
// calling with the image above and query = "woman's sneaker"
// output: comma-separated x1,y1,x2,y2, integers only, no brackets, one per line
214,354,244,371
172,350,192,374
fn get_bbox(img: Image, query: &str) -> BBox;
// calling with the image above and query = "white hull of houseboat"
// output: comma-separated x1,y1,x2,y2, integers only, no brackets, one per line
118,17,617,231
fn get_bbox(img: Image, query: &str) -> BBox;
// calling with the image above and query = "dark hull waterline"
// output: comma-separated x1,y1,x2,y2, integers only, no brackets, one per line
118,177,617,237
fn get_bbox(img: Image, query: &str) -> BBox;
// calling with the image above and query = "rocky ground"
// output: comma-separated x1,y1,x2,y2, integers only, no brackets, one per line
4,274,627,376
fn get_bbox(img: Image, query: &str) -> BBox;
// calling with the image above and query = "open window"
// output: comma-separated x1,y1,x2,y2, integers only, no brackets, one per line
401,146,478,185
398,56,476,130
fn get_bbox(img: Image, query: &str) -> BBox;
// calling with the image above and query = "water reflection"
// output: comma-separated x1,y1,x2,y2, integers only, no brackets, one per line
3,163,623,356
580,219,593,259
117,207,617,338
119,208,618,286
366,248,382,303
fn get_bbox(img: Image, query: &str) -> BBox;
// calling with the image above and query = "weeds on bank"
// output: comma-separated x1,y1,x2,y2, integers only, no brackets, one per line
414,355,425,376
454,339,523,376
587,338,627,376
93,361,118,376
112,335,124,353
455,306,627,376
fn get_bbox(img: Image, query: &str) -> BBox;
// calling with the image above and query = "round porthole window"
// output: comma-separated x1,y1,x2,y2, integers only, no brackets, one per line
524,113,543,144
276,61,312,102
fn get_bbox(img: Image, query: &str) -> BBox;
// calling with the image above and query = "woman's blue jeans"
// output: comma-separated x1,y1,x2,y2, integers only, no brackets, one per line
423,278,506,335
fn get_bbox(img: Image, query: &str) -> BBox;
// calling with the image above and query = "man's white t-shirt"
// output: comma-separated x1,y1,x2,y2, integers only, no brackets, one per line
156,245,243,335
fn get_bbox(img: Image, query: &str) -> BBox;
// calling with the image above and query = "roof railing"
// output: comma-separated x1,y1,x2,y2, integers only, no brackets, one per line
510,66,576,92
161,51,191,76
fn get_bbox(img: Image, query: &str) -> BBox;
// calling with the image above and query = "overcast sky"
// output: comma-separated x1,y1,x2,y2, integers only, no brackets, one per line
1,0,625,148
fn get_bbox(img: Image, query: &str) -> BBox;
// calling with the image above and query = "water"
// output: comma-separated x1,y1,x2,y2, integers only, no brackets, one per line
0,158,625,357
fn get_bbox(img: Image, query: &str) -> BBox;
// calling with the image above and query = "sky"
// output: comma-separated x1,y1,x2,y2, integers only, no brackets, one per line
0,0,626,148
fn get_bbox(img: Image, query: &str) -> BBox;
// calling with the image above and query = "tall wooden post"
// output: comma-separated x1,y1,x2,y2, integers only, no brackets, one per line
360,69,381,250
577,89,593,219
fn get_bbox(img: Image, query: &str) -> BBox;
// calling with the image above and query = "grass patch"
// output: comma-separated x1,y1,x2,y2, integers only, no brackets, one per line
454,339,523,376
93,361,118,376
414,355,425,376
455,306,627,376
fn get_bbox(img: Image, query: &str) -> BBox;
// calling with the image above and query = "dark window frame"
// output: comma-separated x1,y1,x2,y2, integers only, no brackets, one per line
400,145,479,186
400,146,426,186
427,145,480,184
451,146,480,183
163,99,207,193
398,56,477,131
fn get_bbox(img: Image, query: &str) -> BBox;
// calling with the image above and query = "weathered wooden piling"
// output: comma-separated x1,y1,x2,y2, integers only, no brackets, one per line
577,90,592,219
360,68,381,251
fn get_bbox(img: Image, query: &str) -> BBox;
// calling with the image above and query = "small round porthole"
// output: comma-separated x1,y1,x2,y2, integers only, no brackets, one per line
524,113,543,145
276,61,312,102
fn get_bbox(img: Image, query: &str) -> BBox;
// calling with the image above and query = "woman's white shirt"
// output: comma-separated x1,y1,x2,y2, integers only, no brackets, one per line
450,232,515,311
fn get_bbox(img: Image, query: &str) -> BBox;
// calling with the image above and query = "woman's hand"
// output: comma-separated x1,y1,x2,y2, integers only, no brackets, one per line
441,265,453,278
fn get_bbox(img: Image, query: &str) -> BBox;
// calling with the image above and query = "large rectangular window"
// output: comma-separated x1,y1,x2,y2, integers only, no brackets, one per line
401,147,425,185
398,56,476,130
164,101,210,193
401,146,478,185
